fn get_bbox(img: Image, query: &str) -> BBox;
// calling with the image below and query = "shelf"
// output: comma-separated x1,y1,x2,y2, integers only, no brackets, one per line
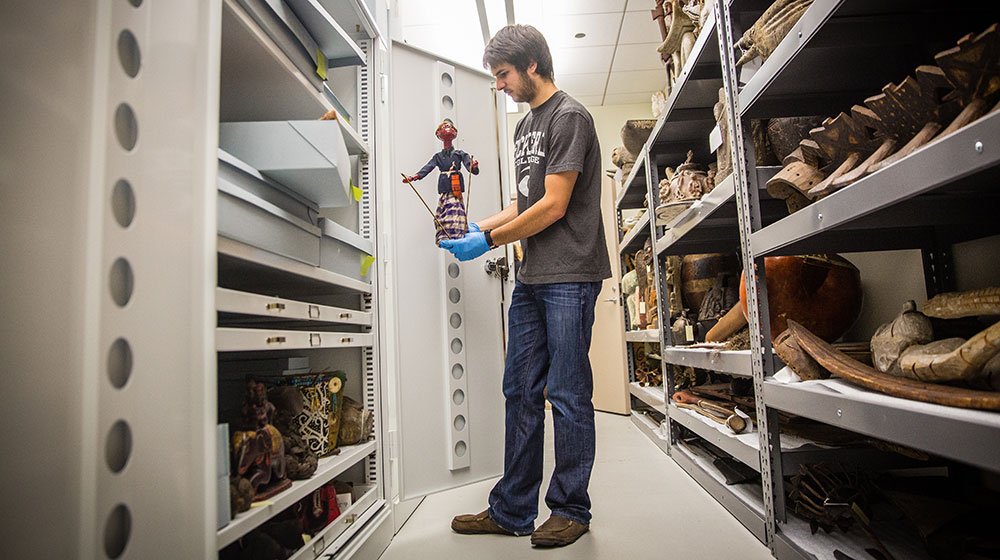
751,110,1000,257
775,500,933,560
656,168,784,256
763,372,1000,473
630,382,666,414
219,237,373,296
736,0,999,119
615,150,648,211
630,410,669,455
216,287,371,326
645,10,723,168
216,327,373,352
656,172,735,255
284,0,366,67
217,440,377,549
619,211,651,255
221,0,333,122
670,403,760,470
314,495,387,559
671,443,767,543
661,347,752,377
624,329,659,343
286,484,379,560
314,0,380,43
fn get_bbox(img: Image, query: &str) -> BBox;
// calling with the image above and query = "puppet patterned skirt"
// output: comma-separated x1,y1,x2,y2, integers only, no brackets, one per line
435,193,467,245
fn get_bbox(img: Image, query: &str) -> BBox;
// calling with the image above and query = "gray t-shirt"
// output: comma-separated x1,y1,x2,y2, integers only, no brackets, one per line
513,91,611,284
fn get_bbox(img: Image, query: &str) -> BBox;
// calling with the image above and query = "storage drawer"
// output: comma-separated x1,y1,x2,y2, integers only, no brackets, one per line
219,120,352,207
216,287,372,326
218,178,320,266
292,484,378,560
319,218,374,282
216,328,373,352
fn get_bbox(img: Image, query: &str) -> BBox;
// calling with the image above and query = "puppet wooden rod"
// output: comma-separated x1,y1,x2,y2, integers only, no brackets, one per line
400,172,453,239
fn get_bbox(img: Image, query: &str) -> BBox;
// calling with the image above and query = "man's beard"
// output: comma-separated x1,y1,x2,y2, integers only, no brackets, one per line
511,76,538,103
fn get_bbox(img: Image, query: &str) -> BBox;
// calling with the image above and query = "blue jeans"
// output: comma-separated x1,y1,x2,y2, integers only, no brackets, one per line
488,280,602,534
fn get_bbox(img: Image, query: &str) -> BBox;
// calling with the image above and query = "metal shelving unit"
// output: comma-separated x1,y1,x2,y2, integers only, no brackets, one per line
624,329,659,343
765,373,1000,473
661,347,752,377
631,411,670,455
615,0,1000,558
630,382,667,414
214,0,387,556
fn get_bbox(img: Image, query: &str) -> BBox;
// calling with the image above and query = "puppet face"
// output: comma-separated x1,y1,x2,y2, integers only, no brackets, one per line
436,121,458,142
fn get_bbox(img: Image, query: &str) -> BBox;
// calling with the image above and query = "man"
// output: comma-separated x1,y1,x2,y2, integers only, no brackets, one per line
439,24,611,548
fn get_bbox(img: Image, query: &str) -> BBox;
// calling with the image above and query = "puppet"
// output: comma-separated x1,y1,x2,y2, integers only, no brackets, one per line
401,119,479,245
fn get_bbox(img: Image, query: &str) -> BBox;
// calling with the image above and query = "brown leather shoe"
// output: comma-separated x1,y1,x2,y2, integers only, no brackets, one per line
530,515,589,547
451,510,516,536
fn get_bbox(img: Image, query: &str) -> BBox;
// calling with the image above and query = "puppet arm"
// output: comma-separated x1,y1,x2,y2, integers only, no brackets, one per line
403,157,438,183
462,152,479,174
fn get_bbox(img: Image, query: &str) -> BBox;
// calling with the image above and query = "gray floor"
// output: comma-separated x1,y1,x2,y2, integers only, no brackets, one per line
380,411,774,559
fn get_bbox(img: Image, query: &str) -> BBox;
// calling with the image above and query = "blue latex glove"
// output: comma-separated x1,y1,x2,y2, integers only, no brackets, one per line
468,222,480,233
440,231,489,261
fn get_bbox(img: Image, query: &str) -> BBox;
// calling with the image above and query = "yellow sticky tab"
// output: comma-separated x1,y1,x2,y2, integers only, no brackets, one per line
316,50,327,80
361,254,375,276
250,500,274,508
352,180,363,202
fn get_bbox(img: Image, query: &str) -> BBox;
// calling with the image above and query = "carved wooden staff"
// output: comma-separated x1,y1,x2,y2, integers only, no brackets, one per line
400,172,453,240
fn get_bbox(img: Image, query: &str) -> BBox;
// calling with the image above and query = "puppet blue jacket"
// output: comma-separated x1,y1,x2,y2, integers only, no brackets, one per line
414,147,479,194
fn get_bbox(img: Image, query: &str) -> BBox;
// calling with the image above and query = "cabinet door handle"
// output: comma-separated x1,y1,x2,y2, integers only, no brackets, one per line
266,336,286,344
310,333,322,347
266,302,286,311
308,305,320,319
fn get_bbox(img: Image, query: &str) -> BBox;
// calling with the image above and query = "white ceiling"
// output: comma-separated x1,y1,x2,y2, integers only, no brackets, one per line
396,0,667,107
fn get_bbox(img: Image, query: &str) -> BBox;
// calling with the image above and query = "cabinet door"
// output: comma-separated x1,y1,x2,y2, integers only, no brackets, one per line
388,42,507,500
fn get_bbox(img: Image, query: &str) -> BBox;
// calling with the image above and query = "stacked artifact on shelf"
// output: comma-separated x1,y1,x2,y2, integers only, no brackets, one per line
766,23,1000,213
651,0,715,95
733,0,813,69
656,150,715,225
230,381,292,515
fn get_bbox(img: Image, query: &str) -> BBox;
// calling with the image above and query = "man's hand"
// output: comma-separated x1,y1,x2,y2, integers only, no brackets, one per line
471,159,479,173
401,175,418,183
440,231,490,261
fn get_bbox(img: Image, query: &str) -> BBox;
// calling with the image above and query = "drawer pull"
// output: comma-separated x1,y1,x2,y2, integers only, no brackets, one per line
341,337,353,344
308,305,320,319
266,336,286,344
340,312,352,319
345,514,358,525
266,303,286,311
310,333,322,347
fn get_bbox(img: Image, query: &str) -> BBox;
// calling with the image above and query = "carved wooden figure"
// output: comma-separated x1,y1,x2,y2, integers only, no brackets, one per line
735,0,813,67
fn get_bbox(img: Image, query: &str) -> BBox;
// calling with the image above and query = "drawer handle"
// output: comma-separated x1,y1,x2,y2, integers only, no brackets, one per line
310,333,322,347
340,312,352,319
266,303,286,311
266,336,286,344
345,514,358,525
341,337,353,344
309,305,320,319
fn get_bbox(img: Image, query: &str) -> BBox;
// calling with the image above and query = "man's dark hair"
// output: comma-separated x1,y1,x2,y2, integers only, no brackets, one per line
483,25,554,81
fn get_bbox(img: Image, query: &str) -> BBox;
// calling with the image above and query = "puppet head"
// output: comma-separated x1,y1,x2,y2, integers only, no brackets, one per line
436,119,458,148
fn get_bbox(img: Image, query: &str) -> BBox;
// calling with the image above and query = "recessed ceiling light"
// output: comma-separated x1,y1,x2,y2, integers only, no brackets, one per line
574,32,586,38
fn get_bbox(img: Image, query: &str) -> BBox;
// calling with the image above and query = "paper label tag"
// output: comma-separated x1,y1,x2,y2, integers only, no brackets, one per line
685,324,694,340
316,50,327,80
360,254,375,276
639,302,646,313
